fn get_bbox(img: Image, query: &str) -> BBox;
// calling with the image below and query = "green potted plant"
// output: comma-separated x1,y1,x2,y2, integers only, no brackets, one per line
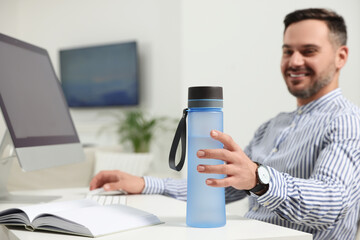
115,110,170,153
95,109,174,176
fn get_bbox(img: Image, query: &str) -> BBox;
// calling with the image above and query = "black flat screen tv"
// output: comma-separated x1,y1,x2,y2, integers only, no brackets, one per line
59,41,139,107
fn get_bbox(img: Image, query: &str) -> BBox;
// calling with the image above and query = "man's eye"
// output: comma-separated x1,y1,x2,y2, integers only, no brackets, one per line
283,49,293,55
303,49,317,55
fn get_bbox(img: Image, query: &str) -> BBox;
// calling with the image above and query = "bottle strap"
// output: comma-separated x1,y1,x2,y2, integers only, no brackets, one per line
169,108,188,171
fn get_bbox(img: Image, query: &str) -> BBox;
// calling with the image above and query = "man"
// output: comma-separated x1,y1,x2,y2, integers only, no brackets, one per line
90,8,360,240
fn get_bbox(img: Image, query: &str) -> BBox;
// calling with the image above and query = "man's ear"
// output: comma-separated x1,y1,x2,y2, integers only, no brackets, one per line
336,45,348,69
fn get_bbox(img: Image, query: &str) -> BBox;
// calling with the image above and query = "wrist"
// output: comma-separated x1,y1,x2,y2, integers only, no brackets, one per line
245,163,270,196
142,176,165,195
138,177,145,194
249,161,258,189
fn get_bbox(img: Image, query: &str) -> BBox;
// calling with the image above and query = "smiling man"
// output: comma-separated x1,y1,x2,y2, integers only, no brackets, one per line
90,8,360,240
281,14,348,106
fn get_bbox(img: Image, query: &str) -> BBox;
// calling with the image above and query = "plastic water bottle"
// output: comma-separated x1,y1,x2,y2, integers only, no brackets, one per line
186,86,226,228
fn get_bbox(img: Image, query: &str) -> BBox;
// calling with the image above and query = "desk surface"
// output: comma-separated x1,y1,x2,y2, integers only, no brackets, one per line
0,188,312,240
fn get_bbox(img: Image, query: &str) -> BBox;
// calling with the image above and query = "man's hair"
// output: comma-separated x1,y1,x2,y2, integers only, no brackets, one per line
284,8,347,46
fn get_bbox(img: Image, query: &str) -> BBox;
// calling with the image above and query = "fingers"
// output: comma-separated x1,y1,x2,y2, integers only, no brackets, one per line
89,170,145,194
205,175,256,189
210,130,241,152
196,130,242,163
89,173,103,190
197,163,235,188
205,177,234,188
198,161,258,190
197,149,234,163
103,182,122,191
89,170,120,190
194,131,258,190
197,163,236,175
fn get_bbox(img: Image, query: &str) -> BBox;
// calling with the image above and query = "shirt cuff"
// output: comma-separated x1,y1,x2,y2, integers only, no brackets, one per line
142,176,165,195
256,167,288,210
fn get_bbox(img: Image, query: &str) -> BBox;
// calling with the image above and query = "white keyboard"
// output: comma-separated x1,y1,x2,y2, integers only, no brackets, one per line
86,194,127,205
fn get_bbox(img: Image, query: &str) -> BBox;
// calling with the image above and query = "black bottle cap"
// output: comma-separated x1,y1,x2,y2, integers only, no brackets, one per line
188,86,223,108
188,86,223,100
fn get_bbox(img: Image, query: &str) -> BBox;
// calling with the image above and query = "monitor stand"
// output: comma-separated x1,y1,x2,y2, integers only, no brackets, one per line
0,130,60,203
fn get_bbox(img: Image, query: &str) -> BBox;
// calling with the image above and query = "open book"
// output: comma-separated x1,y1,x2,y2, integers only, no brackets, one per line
0,199,162,237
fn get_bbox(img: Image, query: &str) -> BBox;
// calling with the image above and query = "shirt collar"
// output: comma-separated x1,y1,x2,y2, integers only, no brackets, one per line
296,88,342,114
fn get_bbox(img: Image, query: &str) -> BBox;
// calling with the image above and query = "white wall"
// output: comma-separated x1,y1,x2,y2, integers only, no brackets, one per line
0,0,183,147
0,0,18,36
0,0,359,173
181,0,360,148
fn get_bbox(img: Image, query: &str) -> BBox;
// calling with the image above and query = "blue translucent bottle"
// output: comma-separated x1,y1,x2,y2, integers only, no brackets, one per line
186,86,226,228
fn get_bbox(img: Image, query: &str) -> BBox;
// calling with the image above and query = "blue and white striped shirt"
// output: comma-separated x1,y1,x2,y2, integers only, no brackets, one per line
143,88,360,240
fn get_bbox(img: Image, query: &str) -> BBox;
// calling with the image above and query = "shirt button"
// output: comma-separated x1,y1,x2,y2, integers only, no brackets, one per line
297,109,303,115
263,202,270,207
252,206,259,211
272,148,278,153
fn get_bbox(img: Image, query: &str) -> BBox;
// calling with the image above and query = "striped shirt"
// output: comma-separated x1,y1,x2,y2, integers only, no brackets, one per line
142,88,360,240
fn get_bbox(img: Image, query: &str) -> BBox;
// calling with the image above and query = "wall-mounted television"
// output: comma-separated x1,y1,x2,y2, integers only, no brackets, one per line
59,41,139,107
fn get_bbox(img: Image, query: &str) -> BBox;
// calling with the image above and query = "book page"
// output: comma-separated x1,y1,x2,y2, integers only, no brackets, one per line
0,208,30,225
19,199,97,222
38,204,162,237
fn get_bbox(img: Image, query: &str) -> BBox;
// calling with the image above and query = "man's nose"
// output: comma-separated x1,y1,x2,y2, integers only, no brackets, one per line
289,52,304,67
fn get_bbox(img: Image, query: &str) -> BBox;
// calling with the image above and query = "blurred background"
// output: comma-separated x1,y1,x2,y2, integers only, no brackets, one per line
1,0,359,179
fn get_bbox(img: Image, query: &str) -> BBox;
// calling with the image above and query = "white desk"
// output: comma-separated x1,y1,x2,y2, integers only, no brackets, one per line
0,188,312,240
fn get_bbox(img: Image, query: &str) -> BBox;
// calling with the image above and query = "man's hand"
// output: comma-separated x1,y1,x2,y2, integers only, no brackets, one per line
196,130,258,190
89,170,145,194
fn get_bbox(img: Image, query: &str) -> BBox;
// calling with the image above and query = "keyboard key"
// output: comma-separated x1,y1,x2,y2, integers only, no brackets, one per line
85,194,127,206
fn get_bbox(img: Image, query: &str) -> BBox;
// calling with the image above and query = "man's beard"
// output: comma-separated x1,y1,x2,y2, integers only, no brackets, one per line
286,65,336,99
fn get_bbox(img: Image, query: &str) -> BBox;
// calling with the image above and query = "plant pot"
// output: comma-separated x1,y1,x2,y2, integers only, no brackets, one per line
94,149,153,177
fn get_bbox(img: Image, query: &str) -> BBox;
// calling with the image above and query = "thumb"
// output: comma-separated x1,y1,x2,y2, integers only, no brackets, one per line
103,182,122,191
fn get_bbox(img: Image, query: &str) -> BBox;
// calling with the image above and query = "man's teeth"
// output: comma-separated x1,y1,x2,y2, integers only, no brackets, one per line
290,73,306,77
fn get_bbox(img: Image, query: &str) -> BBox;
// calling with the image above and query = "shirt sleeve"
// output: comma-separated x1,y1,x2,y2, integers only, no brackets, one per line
142,176,188,201
243,119,272,159
256,113,360,231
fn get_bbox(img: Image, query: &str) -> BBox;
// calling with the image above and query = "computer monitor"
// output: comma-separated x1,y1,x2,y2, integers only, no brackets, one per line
0,33,85,200
60,41,139,107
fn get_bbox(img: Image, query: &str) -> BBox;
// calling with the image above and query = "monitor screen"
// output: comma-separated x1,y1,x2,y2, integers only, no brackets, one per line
60,42,139,107
0,33,84,172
